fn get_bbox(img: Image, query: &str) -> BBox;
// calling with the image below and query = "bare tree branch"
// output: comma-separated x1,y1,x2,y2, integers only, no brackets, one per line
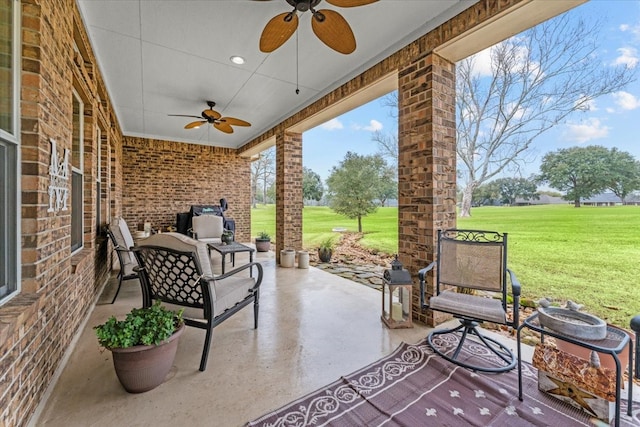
457,13,636,216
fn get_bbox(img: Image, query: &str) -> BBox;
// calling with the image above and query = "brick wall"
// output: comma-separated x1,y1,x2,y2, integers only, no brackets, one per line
122,137,253,242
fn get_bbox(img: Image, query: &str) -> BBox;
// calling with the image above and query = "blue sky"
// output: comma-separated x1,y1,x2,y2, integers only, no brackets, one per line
302,1,640,183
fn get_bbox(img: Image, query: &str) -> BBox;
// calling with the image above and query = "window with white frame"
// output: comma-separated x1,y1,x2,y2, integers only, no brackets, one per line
0,0,20,302
71,92,84,252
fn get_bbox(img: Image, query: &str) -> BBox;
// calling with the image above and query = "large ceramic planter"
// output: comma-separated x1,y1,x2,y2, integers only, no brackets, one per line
318,248,332,263
255,239,270,252
110,322,185,393
555,324,631,372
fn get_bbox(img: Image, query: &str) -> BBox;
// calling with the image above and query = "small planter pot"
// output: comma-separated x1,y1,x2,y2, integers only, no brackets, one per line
110,322,185,393
318,248,332,263
255,239,270,252
280,249,295,268
297,251,309,269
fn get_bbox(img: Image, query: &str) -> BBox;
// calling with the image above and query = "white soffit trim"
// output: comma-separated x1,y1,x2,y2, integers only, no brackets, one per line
435,0,588,62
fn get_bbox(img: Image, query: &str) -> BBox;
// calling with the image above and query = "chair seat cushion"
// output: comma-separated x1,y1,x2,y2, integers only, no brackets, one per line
212,275,255,314
198,237,222,244
429,290,506,324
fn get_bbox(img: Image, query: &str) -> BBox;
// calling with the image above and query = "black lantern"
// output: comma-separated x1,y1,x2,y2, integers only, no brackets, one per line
382,255,413,329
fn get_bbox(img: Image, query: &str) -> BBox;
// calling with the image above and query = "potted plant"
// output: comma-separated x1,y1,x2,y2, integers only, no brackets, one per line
318,236,336,263
94,301,185,393
221,229,234,245
255,231,271,252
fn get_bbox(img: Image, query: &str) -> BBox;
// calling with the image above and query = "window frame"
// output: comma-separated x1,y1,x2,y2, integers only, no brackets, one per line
71,89,84,254
0,0,21,304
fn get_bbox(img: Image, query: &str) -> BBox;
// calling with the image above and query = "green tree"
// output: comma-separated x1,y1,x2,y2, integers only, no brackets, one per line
326,152,392,232
473,181,501,206
606,148,640,203
302,167,324,202
494,177,539,205
374,162,397,207
538,146,611,207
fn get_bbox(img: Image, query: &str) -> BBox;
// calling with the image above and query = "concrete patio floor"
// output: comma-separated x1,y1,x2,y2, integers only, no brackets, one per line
30,250,445,427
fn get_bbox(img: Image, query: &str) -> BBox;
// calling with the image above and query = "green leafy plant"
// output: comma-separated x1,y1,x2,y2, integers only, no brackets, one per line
95,301,184,349
318,236,336,251
257,231,270,240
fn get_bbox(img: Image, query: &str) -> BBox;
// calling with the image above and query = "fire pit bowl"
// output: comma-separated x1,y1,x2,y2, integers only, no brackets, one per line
538,306,607,340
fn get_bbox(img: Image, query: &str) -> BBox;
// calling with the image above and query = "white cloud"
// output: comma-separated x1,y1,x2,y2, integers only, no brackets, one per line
619,23,640,37
469,47,493,77
563,118,609,143
351,119,383,132
363,119,383,132
613,47,639,68
613,91,640,110
320,118,344,130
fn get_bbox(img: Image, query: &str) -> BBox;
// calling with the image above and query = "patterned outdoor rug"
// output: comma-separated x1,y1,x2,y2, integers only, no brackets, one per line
247,338,639,426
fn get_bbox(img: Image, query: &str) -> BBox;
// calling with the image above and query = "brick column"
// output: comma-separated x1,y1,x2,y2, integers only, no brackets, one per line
398,53,457,326
275,131,303,262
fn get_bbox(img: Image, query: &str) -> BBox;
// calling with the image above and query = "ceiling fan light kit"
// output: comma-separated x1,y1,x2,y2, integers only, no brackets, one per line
259,0,377,55
168,101,251,134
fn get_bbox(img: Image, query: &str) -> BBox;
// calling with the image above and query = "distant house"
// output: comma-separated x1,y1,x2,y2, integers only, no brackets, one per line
582,192,623,206
514,194,565,206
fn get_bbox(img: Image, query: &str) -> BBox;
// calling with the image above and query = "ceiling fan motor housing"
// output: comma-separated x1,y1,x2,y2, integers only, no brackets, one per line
287,0,322,12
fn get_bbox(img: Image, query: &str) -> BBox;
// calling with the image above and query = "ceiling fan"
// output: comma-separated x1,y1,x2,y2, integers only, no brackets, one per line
259,0,378,55
168,101,251,134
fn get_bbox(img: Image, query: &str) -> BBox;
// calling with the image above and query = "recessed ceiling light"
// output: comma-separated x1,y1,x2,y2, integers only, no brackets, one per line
230,56,245,65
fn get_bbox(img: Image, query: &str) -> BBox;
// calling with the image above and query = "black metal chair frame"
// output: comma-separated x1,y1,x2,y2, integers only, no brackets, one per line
106,227,140,304
419,229,521,373
133,245,263,371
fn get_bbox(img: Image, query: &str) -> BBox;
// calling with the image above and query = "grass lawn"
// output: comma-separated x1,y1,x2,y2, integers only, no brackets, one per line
251,204,640,327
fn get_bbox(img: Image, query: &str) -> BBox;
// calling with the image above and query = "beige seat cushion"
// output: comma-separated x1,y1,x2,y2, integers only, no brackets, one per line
192,215,224,242
212,275,255,314
137,232,213,277
429,290,506,324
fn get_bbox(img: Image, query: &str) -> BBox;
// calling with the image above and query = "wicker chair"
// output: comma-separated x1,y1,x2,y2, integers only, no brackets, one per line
419,229,521,373
133,233,263,371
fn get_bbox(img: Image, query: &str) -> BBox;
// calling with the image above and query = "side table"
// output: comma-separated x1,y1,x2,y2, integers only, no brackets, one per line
517,312,633,427
207,242,256,276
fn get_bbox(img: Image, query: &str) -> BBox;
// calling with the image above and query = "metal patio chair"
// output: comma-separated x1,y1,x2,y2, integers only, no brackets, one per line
106,217,140,304
133,232,263,371
419,229,521,373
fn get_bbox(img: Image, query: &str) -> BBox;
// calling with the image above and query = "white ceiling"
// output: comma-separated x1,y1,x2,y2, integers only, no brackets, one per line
77,0,478,149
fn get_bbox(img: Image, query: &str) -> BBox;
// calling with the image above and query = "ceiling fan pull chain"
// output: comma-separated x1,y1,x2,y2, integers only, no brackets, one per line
295,28,300,95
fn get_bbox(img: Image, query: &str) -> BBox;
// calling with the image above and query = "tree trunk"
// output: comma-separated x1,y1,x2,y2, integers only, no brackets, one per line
574,199,581,207
460,184,476,217
357,216,362,233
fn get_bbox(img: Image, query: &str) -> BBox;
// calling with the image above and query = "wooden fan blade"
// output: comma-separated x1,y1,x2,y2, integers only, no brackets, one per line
312,10,356,54
214,122,234,134
221,117,251,127
202,109,221,120
326,0,378,7
185,120,206,129
260,12,299,53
